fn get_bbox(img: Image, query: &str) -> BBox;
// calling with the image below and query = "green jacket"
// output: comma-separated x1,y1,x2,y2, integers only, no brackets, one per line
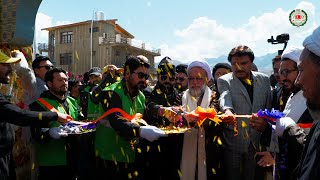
78,85,102,120
30,93,78,166
95,80,145,163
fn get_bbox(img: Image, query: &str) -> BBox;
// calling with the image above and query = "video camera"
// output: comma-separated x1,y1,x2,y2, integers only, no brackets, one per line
267,33,290,55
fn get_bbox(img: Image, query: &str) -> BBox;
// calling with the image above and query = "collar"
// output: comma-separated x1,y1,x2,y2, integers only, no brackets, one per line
40,90,67,103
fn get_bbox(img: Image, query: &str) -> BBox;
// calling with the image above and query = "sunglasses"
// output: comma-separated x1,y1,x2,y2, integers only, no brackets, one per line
175,77,187,82
160,75,175,81
38,65,54,70
132,71,149,80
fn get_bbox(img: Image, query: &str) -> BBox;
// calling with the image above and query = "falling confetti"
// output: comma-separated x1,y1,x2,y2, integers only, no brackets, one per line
212,168,216,174
241,121,247,128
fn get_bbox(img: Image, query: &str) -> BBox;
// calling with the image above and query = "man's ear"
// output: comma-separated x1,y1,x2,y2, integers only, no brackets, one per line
124,70,130,81
34,68,40,76
47,81,52,89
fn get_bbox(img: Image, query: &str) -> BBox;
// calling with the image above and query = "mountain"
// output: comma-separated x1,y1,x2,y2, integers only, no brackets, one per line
204,53,277,75
155,53,277,76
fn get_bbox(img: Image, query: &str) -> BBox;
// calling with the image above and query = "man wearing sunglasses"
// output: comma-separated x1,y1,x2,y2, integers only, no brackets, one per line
175,64,189,94
142,56,182,180
146,56,181,126
21,55,54,106
94,55,166,179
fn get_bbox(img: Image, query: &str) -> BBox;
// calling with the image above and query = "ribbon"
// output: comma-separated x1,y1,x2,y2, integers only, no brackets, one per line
256,108,284,125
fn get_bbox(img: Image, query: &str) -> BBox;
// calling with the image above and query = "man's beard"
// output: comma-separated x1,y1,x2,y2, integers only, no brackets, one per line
52,86,68,96
189,84,206,97
136,81,147,91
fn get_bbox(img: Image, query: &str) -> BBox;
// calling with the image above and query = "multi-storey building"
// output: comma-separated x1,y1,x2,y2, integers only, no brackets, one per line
42,19,160,75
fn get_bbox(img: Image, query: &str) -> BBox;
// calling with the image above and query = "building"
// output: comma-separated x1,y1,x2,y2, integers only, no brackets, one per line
42,17,161,75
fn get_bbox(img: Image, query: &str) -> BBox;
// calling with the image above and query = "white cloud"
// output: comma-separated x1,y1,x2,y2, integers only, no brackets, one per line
35,13,72,44
157,1,318,62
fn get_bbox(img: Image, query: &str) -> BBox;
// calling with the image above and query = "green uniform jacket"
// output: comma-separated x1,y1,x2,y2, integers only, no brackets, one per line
78,85,102,121
95,80,144,163
30,92,78,166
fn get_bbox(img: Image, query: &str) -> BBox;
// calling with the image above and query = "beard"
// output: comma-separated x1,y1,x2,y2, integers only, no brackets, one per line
52,86,68,96
189,84,206,97
137,81,147,91
306,78,320,112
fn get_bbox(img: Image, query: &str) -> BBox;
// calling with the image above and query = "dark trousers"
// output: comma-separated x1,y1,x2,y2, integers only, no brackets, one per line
95,158,138,180
66,132,96,180
0,153,16,180
38,166,74,180
222,144,257,180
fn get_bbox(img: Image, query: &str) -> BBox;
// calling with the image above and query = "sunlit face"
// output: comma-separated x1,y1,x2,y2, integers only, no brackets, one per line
230,55,252,80
158,72,175,89
279,60,298,92
273,60,281,84
126,66,148,91
188,67,207,97
0,63,13,84
214,67,230,81
34,60,53,80
295,48,320,111
47,72,68,96
175,72,188,91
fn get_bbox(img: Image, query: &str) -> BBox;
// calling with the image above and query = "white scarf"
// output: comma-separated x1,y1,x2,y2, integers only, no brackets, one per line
269,90,308,153
180,86,212,180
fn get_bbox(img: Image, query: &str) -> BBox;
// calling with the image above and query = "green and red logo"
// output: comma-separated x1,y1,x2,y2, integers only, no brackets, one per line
289,9,308,27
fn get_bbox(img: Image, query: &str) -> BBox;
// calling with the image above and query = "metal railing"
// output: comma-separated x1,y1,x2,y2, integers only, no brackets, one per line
99,36,161,54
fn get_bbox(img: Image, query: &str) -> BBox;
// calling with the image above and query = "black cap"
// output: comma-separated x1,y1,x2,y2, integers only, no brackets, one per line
157,56,175,75
212,63,232,77
176,64,188,75
88,67,101,76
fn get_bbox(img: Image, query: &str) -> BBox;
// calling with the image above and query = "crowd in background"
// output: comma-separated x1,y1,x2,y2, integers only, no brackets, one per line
1,26,320,180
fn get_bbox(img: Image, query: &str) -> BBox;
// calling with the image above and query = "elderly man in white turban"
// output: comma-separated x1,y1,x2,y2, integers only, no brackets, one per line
254,47,314,180
180,60,233,180
289,26,320,179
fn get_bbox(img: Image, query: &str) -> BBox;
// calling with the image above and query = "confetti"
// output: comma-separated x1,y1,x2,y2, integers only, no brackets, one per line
212,168,216,174
241,121,247,128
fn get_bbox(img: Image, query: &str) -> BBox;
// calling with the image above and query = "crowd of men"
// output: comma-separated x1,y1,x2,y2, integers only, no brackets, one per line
1,26,320,180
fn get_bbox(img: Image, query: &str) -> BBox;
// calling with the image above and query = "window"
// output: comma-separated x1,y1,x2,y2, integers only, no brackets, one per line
89,27,99,33
60,53,72,65
60,31,73,44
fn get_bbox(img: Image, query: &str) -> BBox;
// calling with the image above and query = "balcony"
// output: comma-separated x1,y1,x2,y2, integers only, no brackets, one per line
38,43,48,52
98,35,161,55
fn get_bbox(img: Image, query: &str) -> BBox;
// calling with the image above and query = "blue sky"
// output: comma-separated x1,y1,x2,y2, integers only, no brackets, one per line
36,0,320,62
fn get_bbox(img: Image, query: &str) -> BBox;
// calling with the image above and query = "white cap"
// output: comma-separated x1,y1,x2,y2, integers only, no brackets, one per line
281,46,302,64
303,26,320,57
187,60,212,80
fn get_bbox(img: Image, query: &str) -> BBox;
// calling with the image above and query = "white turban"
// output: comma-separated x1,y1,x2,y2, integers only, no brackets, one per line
303,26,320,57
281,46,302,64
187,60,212,80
